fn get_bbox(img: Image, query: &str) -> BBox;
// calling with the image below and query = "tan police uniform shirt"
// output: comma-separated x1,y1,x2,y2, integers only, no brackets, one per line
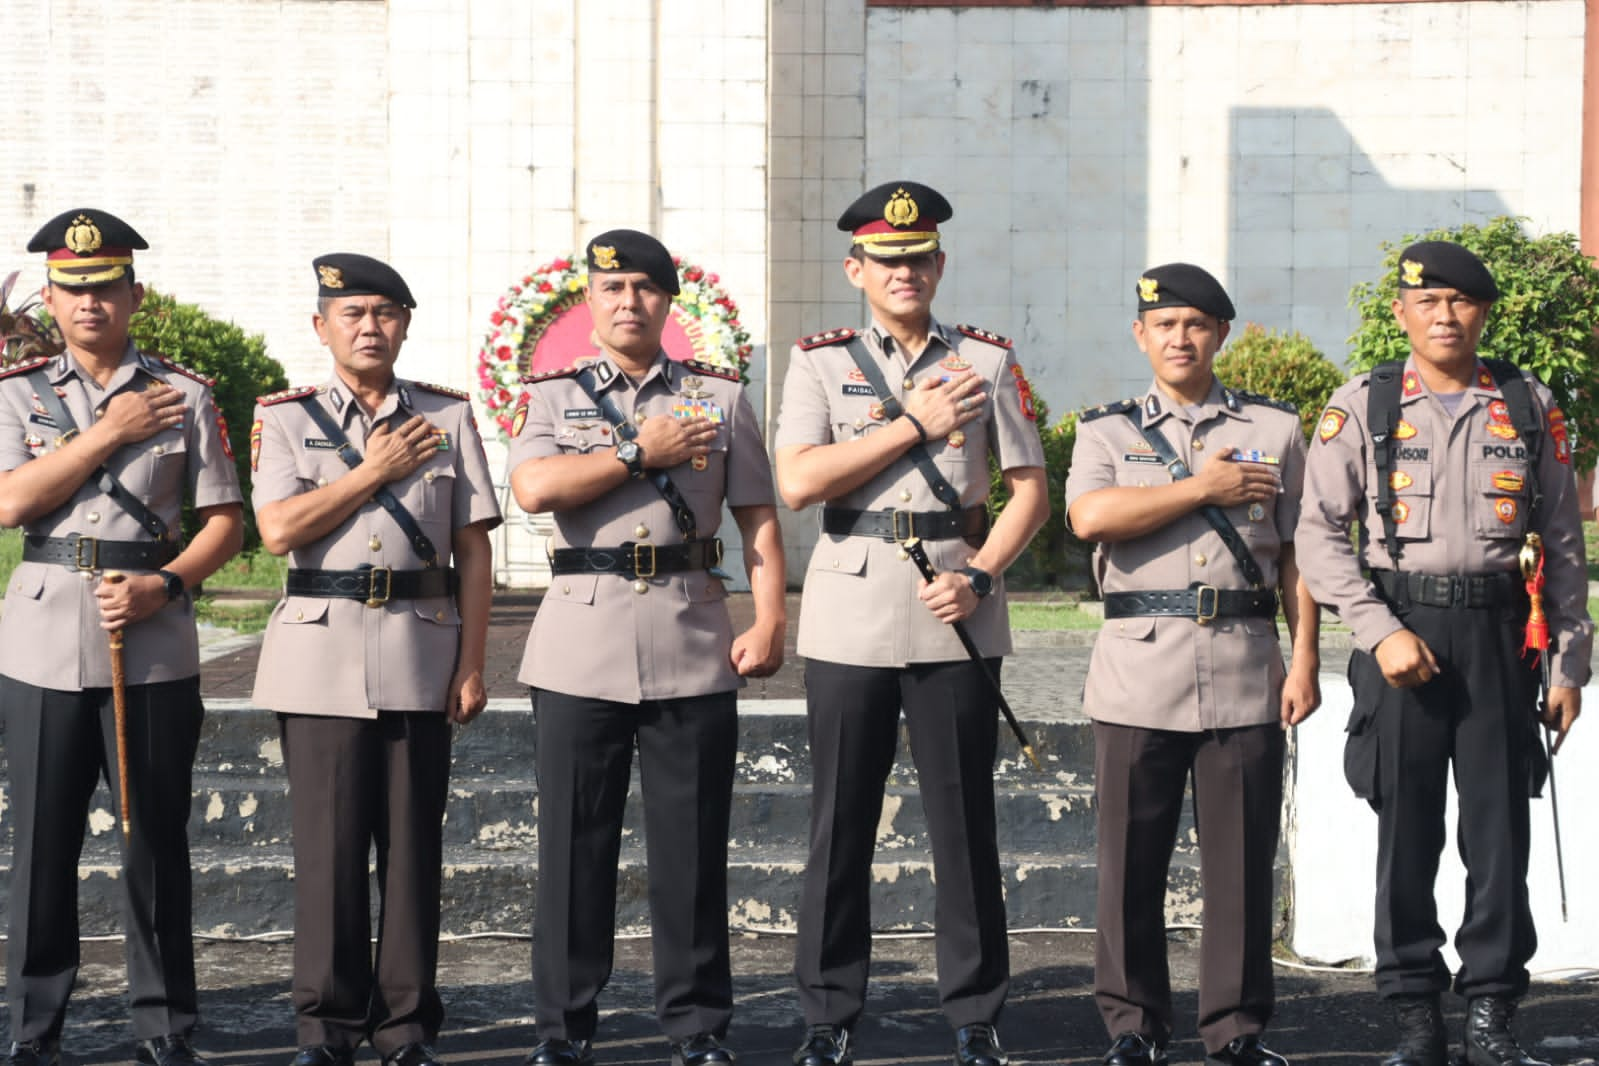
509,353,774,704
1065,380,1306,732
249,377,502,716
773,319,1046,667
0,346,242,690
1296,357,1593,688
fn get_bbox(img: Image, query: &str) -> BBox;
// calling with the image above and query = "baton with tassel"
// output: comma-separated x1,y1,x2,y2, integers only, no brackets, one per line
1518,532,1567,922
901,537,1042,771
102,571,134,839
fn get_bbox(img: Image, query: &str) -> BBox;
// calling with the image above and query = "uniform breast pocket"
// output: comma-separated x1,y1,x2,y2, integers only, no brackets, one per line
1471,458,1530,539
416,456,456,512
1367,463,1433,541
136,432,189,496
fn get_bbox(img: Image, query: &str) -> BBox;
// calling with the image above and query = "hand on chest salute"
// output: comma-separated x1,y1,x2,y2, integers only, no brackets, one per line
101,383,188,446
904,368,987,440
635,411,716,469
361,413,440,483
1194,447,1277,507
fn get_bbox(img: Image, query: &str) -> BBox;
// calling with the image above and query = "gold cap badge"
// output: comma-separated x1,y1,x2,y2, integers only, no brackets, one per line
64,215,103,255
318,264,345,289
1138,276,1159,302
1401,259,1424,286
592,244,619,269
884,188,920,228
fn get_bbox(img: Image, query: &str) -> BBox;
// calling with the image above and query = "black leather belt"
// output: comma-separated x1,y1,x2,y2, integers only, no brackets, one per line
550,539,724,579
1371,569,1520,610
23,534,180,571
285,566,455,606
822,505,988,542
1104,585,1278,624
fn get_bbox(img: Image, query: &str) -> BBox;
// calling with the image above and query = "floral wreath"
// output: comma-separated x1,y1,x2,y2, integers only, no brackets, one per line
476,255,752,441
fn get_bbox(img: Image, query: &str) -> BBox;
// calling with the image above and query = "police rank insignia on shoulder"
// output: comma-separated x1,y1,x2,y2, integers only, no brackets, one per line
797,328,856,350
257,385,318,407
1078,398,1138,423
413,380,470,401
954,324,1013,349
0,356,51,381
1233,390,1298,414
680,358,739,382
154,354,216,387
520,365,582,385
1317,407,1348,442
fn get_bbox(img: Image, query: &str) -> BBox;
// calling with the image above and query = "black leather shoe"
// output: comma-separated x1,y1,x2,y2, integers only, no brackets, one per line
1206,1035,1288,1066
6,1041,61,1066
955,1024,1008,1066
672,1034,735,1066
135,1035,207,1065
384,1043,444,1066
526,1037,596,1066
1383,995,1448,1066
1105,1033,1168,1066
1465,996,1550,1066
291,1048,355,1066
793,1025,852,1066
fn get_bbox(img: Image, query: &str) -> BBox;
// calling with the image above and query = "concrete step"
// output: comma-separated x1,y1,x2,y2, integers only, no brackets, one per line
0,845,1205,938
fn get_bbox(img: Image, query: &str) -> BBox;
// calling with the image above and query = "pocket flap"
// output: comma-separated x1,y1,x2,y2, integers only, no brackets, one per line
547,573,599,605
412,601,462,625
812,534,868,576
7,565,45,600
1102,615,1156,641
281,597,330,624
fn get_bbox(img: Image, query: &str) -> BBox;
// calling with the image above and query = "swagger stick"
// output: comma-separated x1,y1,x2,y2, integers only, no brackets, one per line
102,571,133,838
902,537,1042,771
1518,533,1567,921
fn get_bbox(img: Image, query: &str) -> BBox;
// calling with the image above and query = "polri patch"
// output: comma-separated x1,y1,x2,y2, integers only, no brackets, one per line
1317,407,1347,443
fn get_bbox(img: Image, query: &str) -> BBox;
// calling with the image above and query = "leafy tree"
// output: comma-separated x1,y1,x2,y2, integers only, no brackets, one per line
1348,216,1599,472
1215,324,1346,442
988,396,1090,589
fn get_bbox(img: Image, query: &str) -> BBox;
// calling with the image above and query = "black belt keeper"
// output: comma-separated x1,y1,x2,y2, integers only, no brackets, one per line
1370,569,1521,610
23,534,180,572
822,504,989,542
549,539,724,579
1104,585,1279,624
285,566,456,605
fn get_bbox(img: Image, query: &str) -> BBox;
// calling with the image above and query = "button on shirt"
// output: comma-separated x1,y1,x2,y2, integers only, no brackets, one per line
0,347,242,690
249,378,502,716
1296,357,1593,688
1065,381,1306,731
509,354,775,703
773,320,1046,667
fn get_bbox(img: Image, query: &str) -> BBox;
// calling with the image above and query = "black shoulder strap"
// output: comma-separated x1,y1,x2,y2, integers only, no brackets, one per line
1366,361,1406,566
839,337,963,510
572,366,699,540
28,370,171,543
1124,406,1268,589
296,395,443,566
1484,358,1544,530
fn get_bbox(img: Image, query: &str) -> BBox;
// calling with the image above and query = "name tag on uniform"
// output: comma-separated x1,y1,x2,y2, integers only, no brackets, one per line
304,438,337,450
842,384,876,396
563,407,602,419
27,413,58,429
1123,453,1162,464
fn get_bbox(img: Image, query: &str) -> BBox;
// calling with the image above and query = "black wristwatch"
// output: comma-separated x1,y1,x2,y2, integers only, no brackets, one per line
157,569,185,602
959,566,993,598
615,440,646,479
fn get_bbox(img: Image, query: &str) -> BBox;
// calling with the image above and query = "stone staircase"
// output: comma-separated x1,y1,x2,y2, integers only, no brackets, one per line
0,697,1206,938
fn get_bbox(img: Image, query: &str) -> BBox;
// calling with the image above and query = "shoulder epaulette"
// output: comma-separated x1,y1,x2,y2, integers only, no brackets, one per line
0,357,50,381
797,328,856,350
411,380,471,402
680,358,740,382
519,364,583,385
155,354,216,387
257,385,318,407
955,324,1013,349
1077,398,1139,423
1233,389,1298,415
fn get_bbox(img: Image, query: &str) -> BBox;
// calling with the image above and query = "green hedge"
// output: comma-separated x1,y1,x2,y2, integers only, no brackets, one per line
1215,324,1347,442
988,396,1091,589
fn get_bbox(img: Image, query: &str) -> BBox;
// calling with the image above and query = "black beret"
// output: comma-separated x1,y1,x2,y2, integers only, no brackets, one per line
586,229,680,296
837,181,953,257
1396,240,1500,301
1136,262,1236,321
313,253,417,309
28,208,147,285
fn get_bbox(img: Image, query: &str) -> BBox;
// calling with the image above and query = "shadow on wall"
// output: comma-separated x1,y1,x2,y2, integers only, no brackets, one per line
1226,106,1510,368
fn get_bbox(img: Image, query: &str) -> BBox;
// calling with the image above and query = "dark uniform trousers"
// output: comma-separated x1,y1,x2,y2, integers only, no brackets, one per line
278,712,452,1054
1345,598,1541,1001
1092,721,1284,1054
2,675,204,1043
531,687,739,1043
795,658,1010,1031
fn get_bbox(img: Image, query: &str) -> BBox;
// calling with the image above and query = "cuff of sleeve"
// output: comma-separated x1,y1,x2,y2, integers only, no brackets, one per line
1349,606,1406,655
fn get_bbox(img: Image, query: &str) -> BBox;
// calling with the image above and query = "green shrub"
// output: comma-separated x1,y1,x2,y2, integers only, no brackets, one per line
1348,216,1599,472
1215,324,1347,442
128,289,288,551
988,395,1091,589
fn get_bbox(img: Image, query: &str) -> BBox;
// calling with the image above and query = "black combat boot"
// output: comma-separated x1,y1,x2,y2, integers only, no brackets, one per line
1382,994,1447,1066
1464,996,1550,1066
